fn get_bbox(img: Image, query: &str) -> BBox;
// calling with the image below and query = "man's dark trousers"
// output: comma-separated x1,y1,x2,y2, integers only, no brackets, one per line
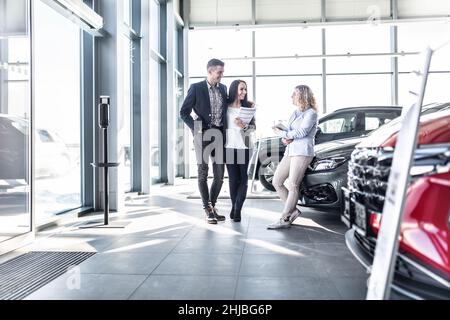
194,126,225,209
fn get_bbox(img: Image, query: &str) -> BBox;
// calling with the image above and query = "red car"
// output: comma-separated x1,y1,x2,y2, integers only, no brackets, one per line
342,109,450,299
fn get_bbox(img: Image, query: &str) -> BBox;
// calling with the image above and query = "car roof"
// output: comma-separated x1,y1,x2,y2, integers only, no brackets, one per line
328,106,402,113
319,106,402,120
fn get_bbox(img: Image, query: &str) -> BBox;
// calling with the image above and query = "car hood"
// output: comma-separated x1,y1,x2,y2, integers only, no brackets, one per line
315,137,363,160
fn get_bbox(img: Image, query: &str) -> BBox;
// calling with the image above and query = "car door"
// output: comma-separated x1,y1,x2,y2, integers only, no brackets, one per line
316,111,364,144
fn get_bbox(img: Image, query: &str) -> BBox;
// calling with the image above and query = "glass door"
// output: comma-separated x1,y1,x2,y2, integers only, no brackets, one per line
0,0,33,252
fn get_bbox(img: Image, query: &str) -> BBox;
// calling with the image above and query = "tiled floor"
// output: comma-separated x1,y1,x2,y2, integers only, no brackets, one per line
5,180,368,300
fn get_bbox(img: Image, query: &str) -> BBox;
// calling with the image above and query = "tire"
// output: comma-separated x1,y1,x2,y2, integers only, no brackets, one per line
259,156,280,192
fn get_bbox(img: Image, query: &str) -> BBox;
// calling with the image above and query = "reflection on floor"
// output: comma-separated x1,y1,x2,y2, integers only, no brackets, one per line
0,190,30,243
4,179,368,300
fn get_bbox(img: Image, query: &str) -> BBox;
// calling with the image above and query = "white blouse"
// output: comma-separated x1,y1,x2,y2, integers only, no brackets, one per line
225,107,248,149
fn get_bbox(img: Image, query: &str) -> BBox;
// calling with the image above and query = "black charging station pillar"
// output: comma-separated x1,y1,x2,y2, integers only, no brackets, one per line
91,96,119,225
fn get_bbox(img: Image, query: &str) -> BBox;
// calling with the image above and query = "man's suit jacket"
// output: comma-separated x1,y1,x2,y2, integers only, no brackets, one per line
180,80,228,134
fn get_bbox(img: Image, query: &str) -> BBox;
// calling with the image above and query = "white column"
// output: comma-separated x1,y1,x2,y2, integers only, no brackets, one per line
166,0,176,184
140,0,151,194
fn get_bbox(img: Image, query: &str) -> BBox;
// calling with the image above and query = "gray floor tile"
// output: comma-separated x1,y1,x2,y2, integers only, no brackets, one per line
186,227,246,239
10,188,368,301
330,276,368,300
246,226,311,243
235,276,341,300
130,275,237,300
102,237,181,254
305,228,345,244
78,252,167,275
153,253,242,276
312,243,356,258
239,254,327,278
24,273,147,300
243,239,316,255
173,236,245,254
121,225,193,238
321,255,368,277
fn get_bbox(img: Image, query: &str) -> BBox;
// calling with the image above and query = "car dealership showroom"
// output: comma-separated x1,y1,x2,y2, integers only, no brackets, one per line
0,0,449,304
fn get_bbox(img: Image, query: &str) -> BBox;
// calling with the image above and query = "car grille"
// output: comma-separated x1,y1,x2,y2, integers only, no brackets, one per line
347,147,392,213
354,230,377,256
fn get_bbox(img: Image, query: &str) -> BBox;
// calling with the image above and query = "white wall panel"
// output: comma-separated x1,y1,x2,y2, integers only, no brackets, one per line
398,0,450,18
256,0,321,22
217,0,252,23
189,0,217,24
190,0,252,24
326,0,390,19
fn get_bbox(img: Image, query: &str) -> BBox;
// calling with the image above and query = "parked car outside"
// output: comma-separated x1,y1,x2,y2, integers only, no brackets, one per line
342,109,450,299
0,114,73,188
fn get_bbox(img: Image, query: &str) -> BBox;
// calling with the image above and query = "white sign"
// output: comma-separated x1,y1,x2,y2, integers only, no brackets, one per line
366,47,433,300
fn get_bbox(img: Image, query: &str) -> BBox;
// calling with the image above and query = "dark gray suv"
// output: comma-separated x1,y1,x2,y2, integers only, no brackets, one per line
250,106,403,192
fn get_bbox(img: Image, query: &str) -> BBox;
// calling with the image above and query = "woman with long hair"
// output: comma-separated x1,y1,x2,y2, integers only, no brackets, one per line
267,85,318,229
225,80,256,222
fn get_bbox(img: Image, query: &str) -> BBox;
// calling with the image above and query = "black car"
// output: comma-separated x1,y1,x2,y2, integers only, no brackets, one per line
298,137,362,209
250,106,402,192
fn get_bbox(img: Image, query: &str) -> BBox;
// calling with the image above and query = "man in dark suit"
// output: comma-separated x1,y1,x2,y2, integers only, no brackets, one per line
180,59,228,224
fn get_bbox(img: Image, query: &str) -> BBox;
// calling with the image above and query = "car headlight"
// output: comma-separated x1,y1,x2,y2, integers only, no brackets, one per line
311,157,348,171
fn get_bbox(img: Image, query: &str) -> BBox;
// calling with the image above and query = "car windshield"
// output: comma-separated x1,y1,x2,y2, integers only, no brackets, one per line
360,107,450,147
366,102,450,138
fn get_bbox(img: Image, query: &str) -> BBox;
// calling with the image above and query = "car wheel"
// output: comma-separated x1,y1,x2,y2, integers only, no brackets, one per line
259,156,279,192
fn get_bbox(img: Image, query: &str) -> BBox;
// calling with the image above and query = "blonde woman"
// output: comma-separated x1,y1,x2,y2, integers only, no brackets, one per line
267,85,318,229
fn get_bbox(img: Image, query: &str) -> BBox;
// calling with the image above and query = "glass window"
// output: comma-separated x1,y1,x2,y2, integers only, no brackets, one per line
327,56,391,73
0,86,31,241
365,117,380,131
256,59,322,76
120,35,132,192
255,27,322,57
150,58,161,182
150,0,160,52
0,0,31,243
255,76,323,138
398,22,450,72
33,0,81,224
188,29,253,76
326,74,391,112
364,112,398,131
123,0,131,26
399,72,450,107
319,118,347,134
319,113,357,134
326,25,390,55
